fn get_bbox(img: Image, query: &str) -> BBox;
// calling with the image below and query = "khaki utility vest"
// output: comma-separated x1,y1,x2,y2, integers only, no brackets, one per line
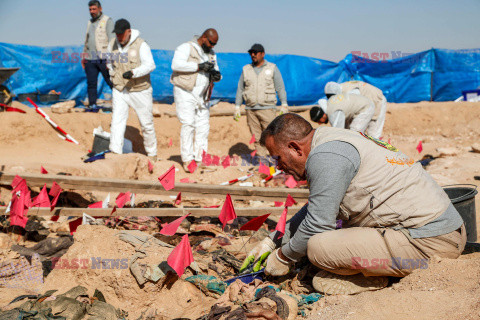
242,62,277,107
310,127,450,229
110,37,151,92
341,81,385,119
170,41,215,92
85,14,110,56
327,93,374,127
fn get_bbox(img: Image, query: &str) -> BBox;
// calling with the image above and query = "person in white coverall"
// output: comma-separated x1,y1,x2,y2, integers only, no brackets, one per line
310,82,377,138
107,19,158,161
314,81,387,139
171,28,221,172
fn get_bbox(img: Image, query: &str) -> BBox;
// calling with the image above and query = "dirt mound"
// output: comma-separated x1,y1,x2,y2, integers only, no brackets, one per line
41,225,215,319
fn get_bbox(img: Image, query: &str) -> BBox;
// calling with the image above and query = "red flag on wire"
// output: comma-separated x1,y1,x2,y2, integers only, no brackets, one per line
158,165,175,190
274,201,284,207
148,160,154,173
249,134,256,145
285,194,296,207
187,160,197,173
259,162,271,176
240,213,270,231
275,207,288,238
69,218,83,235
285,176,298,189
32,184,50,208
167,234,194,277
88,201,103,208
416,141,423,153
160,213,191,236
115,192,131,208
40,166,48,174
49,182,62,210
218,194,237,230
175,192,181,205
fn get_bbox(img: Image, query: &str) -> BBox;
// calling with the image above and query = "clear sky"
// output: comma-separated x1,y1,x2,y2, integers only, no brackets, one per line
1,0,479,62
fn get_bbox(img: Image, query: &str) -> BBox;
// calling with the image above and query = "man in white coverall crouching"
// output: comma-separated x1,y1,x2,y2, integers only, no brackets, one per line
171,28,221,172
107,19,158,162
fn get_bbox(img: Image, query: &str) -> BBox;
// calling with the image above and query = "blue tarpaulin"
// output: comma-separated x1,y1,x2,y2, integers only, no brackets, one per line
1,42,479,105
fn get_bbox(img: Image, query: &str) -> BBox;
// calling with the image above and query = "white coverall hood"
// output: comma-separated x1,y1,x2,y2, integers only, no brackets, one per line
325,82,342,95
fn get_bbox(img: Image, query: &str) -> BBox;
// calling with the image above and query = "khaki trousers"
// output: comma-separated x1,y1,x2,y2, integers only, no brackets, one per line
246,108,277,156
307,225,466,277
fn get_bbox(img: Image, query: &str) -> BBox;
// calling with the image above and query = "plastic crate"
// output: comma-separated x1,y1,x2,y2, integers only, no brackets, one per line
462,89,480,102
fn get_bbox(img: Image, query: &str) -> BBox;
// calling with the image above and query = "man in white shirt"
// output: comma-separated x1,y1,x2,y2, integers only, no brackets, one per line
107,19,158,162
170,28,221,172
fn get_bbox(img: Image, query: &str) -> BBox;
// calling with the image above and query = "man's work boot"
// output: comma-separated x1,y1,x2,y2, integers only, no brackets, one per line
312,270,388,295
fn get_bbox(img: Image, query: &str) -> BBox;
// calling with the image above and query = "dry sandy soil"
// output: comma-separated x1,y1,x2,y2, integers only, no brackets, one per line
1,100,480,319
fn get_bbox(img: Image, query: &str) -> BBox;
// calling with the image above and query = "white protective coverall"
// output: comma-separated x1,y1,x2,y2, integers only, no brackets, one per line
171,37,220,164
107,29,157,157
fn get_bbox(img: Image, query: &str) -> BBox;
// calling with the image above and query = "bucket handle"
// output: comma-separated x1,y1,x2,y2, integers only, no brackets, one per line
442,184,478,203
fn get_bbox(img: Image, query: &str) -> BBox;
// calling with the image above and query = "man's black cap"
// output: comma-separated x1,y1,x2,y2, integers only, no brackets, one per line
310,106,325,123
248,43,265,53
113,19,130,34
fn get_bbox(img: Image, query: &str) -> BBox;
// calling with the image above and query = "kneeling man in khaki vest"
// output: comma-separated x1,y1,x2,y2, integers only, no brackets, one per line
240,113,466,295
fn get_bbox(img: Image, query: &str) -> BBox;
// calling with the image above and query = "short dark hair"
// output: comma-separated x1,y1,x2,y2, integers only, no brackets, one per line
260,113,313,147
88,0,101,7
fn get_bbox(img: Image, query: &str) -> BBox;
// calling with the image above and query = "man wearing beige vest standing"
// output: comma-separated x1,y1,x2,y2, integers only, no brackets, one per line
82,0,114,110
107,19,158,162
240,113,466,295
326,81,387,139
234,44,288,157
171,29,221,172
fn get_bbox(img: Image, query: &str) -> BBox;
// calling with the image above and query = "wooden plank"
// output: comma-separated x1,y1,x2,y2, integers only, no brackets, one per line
0,172,309,200
162,106,314,118
4,206,303,217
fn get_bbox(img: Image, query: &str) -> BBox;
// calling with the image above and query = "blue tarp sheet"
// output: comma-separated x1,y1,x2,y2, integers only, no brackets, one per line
1,42,479,105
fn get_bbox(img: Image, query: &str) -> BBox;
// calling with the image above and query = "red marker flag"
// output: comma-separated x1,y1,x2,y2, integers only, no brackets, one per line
187,160,197,173
32,184,51,207
285,194,296,207
167,234,194,277
240,213,271,231
250,150,257,158
275,207,288,238
168,138,173,147
88,201,103,208
285,175,298,189
249,134,256,145
259,162,271,176
115,192,131,208
69,217,83,235
175,192,181,205
10,191,29,228
11,175,26,193
274,201,284,207
219,194,237,230
148,160,154,174
49,182,62,210
40,166,48,174
221,156,231,169
416,140,423,153
158,165,175,190
160,213,191,236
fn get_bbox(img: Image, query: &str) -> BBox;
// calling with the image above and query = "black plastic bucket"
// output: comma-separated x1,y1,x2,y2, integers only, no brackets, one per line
443,184,478,242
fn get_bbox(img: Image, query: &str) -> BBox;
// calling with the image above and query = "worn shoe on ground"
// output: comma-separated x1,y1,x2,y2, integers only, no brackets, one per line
183,162,191,173
312,270,388,295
